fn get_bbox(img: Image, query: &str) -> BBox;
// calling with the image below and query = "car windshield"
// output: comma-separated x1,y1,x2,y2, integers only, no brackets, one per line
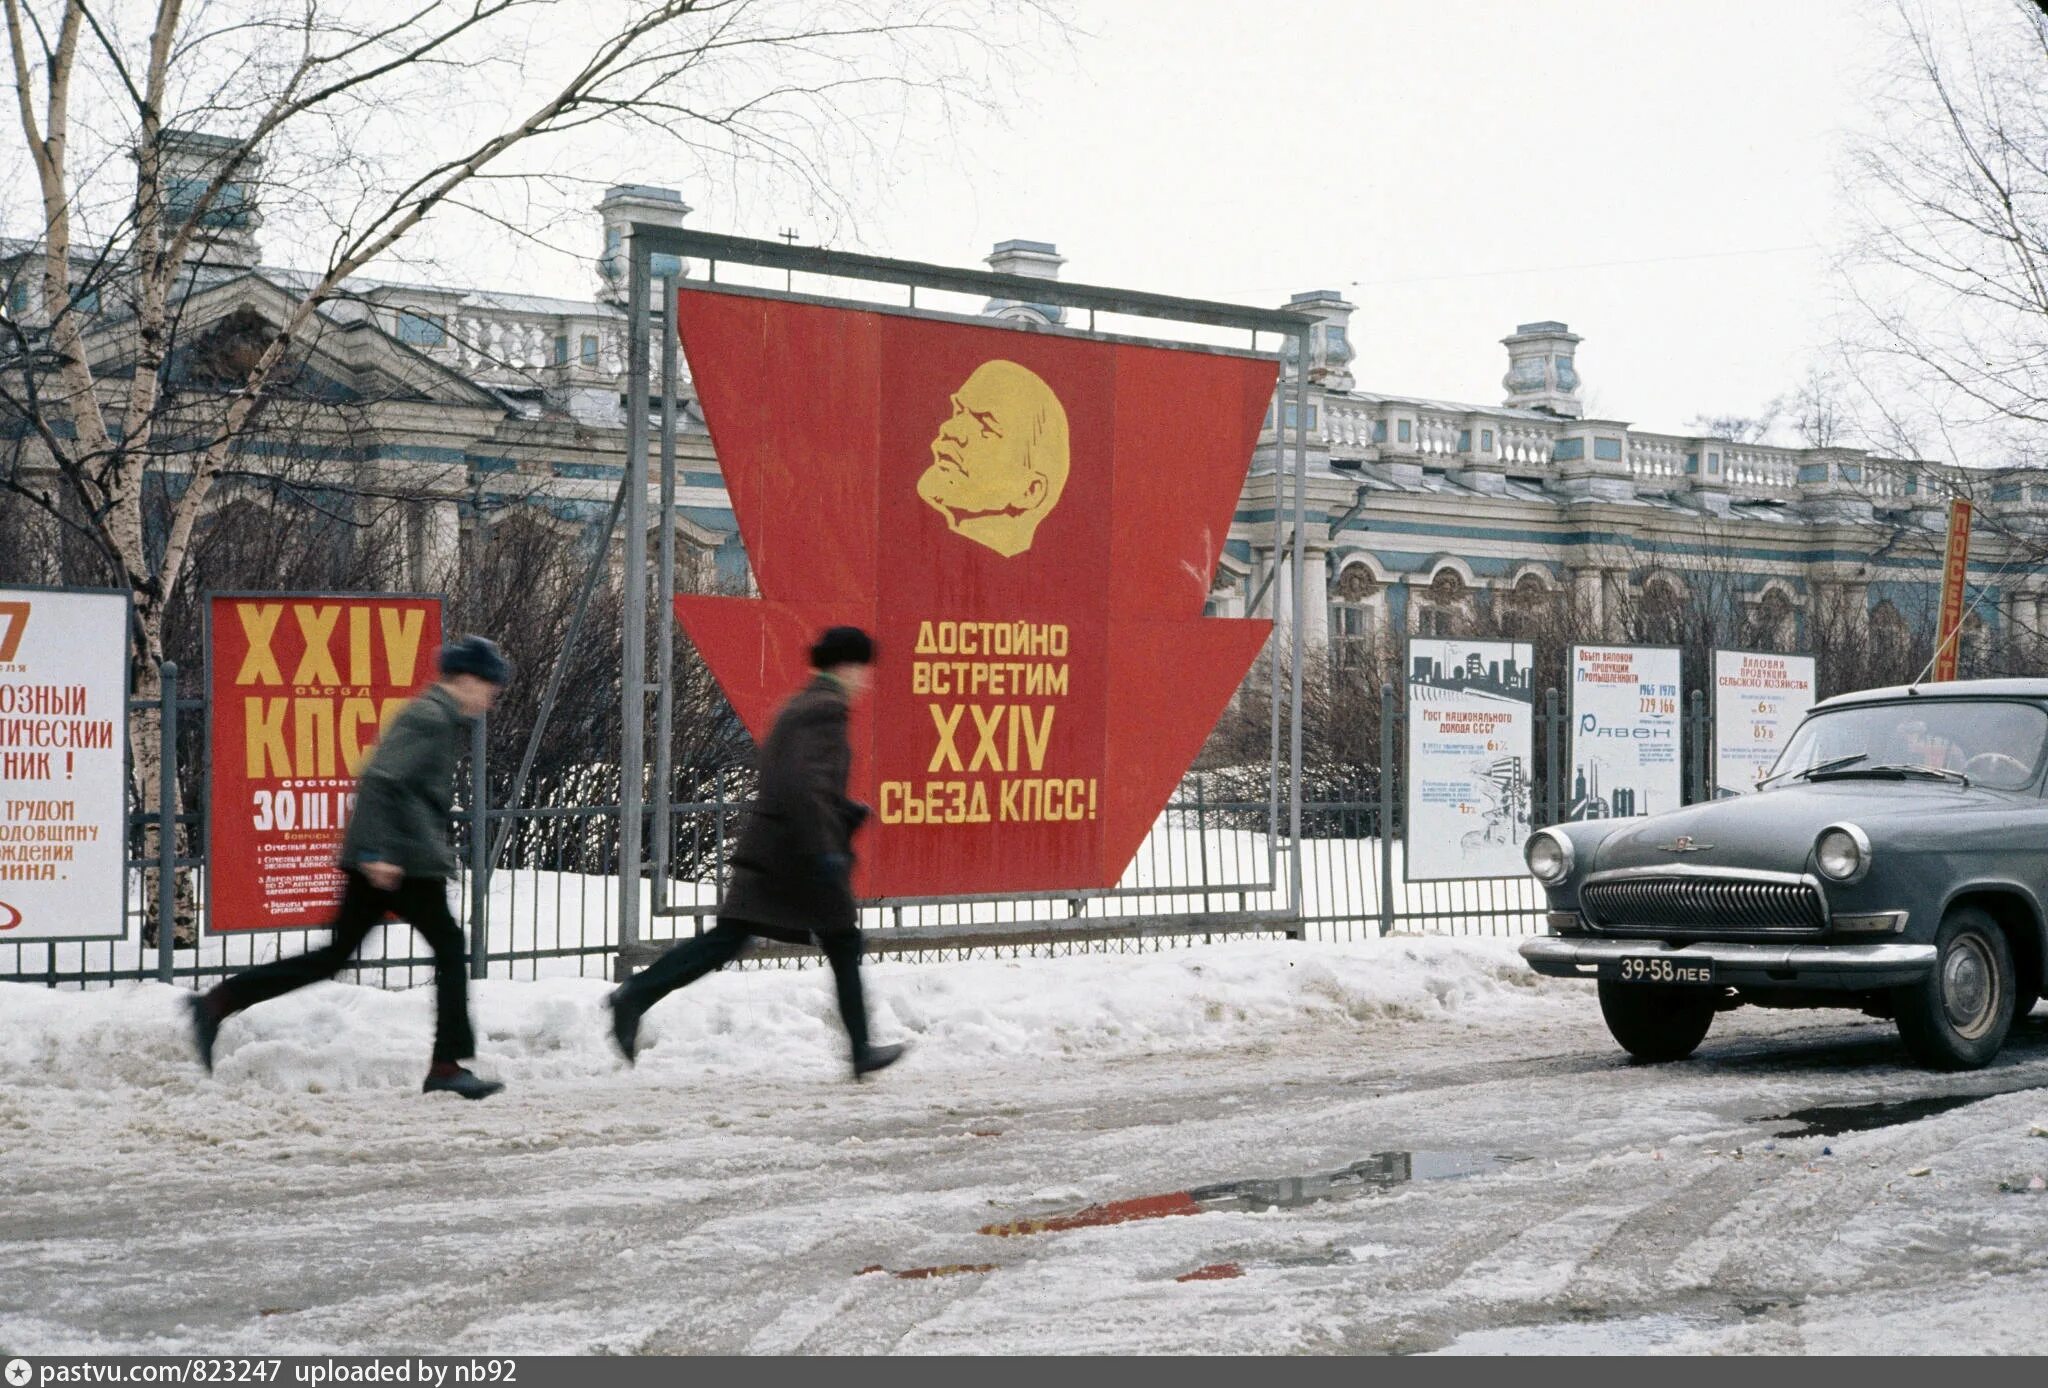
1766,699,2048,792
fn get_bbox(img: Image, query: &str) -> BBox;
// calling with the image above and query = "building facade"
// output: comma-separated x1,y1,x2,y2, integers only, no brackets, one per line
5,160,2035,682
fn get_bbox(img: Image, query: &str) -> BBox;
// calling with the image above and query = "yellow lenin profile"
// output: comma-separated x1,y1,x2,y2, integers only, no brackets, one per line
917,360,1070,558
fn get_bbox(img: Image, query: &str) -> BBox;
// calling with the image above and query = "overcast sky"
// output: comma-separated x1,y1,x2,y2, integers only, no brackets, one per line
3,0,1906,438
852,0,1885,436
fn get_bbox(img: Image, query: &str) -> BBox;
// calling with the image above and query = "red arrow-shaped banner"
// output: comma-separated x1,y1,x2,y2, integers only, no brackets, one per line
674,287,1273,898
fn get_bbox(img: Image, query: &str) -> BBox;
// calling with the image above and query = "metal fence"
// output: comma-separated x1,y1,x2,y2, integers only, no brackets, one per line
3,679,1728,991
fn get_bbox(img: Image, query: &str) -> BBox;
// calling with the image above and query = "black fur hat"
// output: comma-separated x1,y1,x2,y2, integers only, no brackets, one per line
809,626,875,669
439,635,511,686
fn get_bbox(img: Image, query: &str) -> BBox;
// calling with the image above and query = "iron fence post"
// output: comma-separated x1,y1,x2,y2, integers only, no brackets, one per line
157,662,177,985
1688,688,1708,802
1378,682,1395,937
469,712,489,980
1544,686,1561,826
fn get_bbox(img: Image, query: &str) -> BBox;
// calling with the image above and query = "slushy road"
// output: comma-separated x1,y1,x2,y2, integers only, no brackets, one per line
4,939,2047,1354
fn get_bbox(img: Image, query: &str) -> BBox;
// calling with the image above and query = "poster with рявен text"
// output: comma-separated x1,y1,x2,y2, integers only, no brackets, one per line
1569,645,1682,820
0,588,129,942
1405,638,1535,881
1713,649,1816,797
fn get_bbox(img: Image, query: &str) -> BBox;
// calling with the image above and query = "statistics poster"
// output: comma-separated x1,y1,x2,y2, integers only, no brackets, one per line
1405,638,1535,881
1568,645,1682,820
1714,649,1816,797
0,588,128,942
207,594,441,932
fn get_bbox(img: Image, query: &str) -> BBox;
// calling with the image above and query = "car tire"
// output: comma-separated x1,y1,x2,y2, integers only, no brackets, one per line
1597,981,1716,1062
1894,907,2016,1071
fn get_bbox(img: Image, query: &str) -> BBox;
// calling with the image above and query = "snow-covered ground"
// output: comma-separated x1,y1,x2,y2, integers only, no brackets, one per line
4,936,2047,1355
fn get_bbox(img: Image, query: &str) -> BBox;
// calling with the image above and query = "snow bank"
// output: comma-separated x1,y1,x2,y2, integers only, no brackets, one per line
0,936,1563,1097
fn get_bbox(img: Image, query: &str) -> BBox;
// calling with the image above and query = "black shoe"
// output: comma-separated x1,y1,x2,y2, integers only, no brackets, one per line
187,993,220,1074
853,1041,908,1079
422,1067,504,1100
606,990,641,1066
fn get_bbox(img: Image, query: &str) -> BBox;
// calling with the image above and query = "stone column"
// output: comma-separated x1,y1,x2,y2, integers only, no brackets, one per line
1572,567,1605,636
1302,547,1331,647
1604,570,1631,640
407,498,462,591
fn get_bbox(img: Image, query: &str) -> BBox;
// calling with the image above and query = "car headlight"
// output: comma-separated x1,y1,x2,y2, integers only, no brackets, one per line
1525,829,1574,886
1814,823,1871,884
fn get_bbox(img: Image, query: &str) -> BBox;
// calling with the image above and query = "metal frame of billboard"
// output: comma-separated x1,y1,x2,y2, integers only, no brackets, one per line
605,225,1316,952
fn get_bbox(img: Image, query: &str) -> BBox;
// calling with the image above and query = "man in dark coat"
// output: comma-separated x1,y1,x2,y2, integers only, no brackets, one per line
187,637,512,1100
607,626,905,1079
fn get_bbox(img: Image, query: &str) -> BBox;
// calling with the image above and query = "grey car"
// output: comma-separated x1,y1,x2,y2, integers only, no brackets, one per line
1520,680,2048,1069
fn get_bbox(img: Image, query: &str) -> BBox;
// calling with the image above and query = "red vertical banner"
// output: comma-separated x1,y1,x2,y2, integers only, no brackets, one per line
1933,499,1973,683
207,594,442,932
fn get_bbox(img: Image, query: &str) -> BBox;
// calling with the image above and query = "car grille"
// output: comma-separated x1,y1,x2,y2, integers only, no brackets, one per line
1581,874,1826,933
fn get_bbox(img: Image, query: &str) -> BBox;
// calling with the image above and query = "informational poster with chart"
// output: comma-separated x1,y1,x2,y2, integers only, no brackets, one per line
1568,645,1682,819
1405,638,1535,880
0,587,129,941
1714,650,1816,796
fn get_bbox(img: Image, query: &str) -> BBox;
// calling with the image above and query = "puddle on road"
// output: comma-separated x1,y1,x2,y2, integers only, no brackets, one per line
1764,1077,2048,1138
981,1151,1520,1236
1186,1151,1519,1213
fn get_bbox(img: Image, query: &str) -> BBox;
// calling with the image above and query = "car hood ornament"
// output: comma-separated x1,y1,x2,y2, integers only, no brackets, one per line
1659,836,1712,853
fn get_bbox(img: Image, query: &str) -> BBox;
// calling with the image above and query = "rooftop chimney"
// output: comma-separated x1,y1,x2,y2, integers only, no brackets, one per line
1501,320,1583,418
1285,289,1357,392
157,129,262,276
596,185,691,303
983,239,1065,325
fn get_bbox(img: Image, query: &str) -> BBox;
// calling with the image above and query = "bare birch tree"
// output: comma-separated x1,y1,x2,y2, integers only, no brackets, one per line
0,0,1053,716
1839,0,2048,465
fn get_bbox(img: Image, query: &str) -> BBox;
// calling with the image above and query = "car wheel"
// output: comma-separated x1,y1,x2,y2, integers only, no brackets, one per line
1596,981,1716,1062
1894,907,2016,1071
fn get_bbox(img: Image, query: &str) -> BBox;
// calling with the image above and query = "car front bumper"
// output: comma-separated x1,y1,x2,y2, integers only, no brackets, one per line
1519,936,1936,989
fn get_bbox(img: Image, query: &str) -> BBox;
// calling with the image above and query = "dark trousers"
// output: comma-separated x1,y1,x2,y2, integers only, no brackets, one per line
210,869,477,1063
616,919,870,1056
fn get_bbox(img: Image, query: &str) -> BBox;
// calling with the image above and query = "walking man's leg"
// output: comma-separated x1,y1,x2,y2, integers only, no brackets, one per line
817,929,905,1078
189,870,384,1071
606,919,753,1062
387,877,499,1098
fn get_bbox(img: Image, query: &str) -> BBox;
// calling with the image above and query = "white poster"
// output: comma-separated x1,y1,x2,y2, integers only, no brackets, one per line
1714,649,1816,797
0,589,129,941
1405,638,1535,881
1569,645,1682,820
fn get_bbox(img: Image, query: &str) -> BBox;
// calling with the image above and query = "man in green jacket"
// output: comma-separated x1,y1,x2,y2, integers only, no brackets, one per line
189,637,510,1100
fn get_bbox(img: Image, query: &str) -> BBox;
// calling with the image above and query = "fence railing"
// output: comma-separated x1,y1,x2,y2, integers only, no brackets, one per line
4,681,1714,990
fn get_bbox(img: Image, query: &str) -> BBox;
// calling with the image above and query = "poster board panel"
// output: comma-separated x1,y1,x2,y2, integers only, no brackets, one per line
1404,637,1536,881
1567,645,1683,820
206,593,443,933
1713,649,1816,797
0,587,131,942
